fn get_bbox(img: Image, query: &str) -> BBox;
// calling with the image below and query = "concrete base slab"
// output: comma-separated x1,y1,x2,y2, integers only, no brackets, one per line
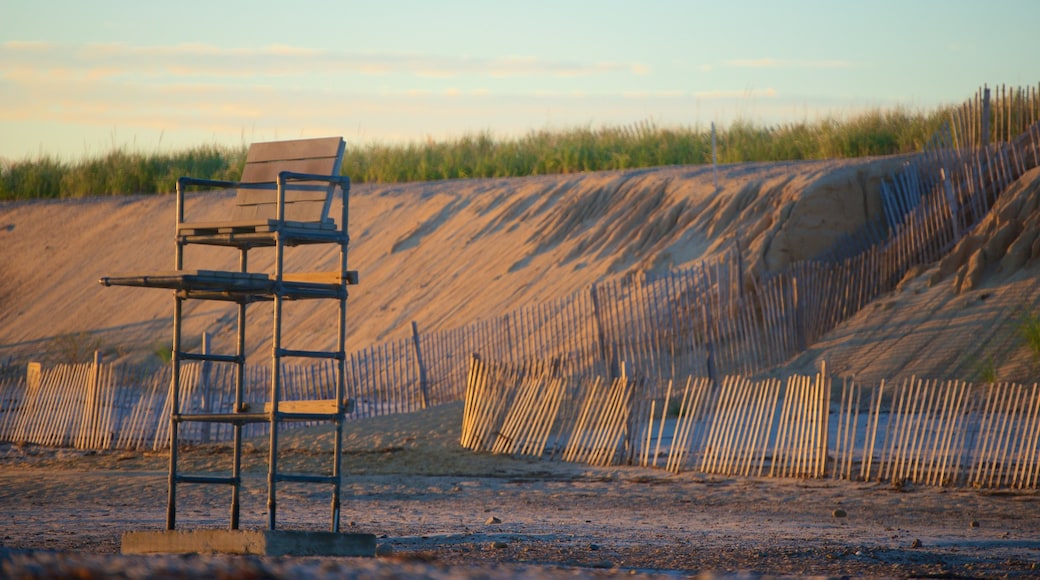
121,529,377,557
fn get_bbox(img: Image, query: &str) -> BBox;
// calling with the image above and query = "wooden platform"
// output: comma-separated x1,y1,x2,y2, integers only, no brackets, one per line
99,269,358,301
177,218,335,237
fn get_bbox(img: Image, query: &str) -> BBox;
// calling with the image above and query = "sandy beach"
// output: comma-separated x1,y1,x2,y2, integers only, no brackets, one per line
2,402,1040,578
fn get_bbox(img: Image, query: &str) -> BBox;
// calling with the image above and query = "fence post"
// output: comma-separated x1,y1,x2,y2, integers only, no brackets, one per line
941,168,961,241
501,314,514,363
10,362,43,442
26,362,41,396
411,321,430,408
982,85,991,147
712,122,719,192
792,276,806,353
733,237,744,302
703,295,718,388
81,350,102,449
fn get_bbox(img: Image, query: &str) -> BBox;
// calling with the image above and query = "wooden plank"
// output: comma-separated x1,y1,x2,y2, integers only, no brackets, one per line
241,158,342,184
100,270,270,291
788,375,806,478
700,375,733,473
666,377,700,473
905,378,933,483
937,380,970,487
102,269,358,293
756,377,783,478
990,383,1021,488
924,380,952,486
177,219,334,234
744,377,773,478
492,363,539,455
231,200,328,223
1019,384,1040,488
237,187,331,206
861,380,882,481
769,376,795,478
241,398,349,415
726,376,755,474
460,355,481,448
244,137,344,164
969,384,998,486
562,377,605,463
833,374,850,479
1004,385,1031,489
527,372,564,458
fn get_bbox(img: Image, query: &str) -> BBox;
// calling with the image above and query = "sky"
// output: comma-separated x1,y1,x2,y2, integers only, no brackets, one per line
2,0,1039,161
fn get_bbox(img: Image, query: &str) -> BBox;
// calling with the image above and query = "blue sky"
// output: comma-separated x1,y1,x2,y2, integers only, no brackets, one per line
2,0,1039,161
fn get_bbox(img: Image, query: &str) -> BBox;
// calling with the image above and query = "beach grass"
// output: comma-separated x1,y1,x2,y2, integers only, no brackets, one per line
1018,306,1040,367
0,106,948,200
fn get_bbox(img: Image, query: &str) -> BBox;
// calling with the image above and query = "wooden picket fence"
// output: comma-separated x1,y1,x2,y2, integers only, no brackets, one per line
943,84,1040,150
0,341,456,451
878,84,1040,245
833,378,1040,489
461,356,829,476
0,356,173,450
461,355,1040,489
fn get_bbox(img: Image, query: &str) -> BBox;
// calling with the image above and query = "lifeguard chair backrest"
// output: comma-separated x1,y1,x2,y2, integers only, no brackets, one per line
231,136,345,223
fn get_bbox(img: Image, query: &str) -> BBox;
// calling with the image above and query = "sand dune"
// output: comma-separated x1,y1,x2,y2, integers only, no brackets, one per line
1,155,1039,379
0,157,904,363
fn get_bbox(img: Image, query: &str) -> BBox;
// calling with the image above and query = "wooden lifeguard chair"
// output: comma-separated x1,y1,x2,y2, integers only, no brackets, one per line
103,137,372,555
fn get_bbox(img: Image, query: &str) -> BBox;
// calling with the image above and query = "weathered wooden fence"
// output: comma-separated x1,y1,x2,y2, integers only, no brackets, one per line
946,84,1040,150
461,356,1040,490
0,341,449,451
880,84,1040,241
0,357,174,450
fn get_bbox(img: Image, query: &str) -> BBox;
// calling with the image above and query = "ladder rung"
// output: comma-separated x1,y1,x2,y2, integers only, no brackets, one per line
248,399,347,415
276,412,341,421
176,474,238,485
275,473,337,484
276,348,344,360
178,352,242,363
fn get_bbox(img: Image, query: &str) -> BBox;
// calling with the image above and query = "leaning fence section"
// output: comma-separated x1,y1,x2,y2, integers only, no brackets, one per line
0,342,449,451
461,356,1040,490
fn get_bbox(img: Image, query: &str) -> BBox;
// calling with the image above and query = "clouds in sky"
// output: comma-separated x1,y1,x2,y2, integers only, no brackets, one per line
1,40,685,155
724,58,855,70
2,41,645,85
1,39,864,159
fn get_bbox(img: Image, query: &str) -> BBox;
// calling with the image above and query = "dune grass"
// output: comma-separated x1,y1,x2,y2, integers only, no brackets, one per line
0,106,948,200
1018,306,1040,368
0,144,246,200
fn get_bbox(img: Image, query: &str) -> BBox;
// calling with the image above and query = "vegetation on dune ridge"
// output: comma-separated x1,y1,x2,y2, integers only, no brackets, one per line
0,144,246,201
0,106,947,200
